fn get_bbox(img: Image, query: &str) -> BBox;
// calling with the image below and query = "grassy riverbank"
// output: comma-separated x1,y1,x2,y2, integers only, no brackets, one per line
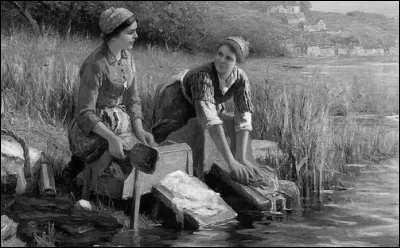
1,28,399,205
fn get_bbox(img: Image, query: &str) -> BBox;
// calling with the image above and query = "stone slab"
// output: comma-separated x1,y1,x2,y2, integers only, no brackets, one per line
152,170,237,229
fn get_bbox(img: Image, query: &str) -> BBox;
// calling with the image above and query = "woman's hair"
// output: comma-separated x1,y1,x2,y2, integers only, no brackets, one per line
218,37,249,64
218,42,240,62
103,15,137,43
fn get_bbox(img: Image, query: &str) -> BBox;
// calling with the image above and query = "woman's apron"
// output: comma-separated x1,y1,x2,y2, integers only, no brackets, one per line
68,105,140,164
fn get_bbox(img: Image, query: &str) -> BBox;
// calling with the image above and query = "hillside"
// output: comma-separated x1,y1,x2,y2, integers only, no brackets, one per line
0,1,398,57
307,11,398,47
207,2,398,55
204,2,296,56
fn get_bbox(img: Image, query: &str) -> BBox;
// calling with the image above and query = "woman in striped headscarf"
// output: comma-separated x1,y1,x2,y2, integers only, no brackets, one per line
152,37,266,185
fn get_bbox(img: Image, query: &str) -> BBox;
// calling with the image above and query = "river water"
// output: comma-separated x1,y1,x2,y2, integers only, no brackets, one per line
245,56,399,94
109,158,399,247
108,57,399,247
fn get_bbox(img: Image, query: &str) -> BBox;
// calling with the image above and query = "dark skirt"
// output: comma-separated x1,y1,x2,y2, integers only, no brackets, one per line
151,79,196,144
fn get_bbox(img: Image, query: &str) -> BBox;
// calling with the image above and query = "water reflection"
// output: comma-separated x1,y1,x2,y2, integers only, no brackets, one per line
110,157,398,247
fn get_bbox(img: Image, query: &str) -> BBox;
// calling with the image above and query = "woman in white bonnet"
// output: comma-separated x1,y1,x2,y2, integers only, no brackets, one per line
63,7,154,184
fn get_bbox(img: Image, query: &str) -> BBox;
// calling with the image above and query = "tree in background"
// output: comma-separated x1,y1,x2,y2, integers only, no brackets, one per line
5,1,41,35
299,1,312,19
1,1,112,37
124,1,210,52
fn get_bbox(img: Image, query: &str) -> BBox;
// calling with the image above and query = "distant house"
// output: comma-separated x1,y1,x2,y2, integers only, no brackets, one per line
388,46,399,56
282,13,305,27
266,4,287,14
283,43,303,56
319,46,335,57
336,46,349,56
284,2,301,13
364,47,385,56
303,23,317,32
302,19,326,32
307,46,320,57
282,16,300,26
315,19,326,31
349,46,365,56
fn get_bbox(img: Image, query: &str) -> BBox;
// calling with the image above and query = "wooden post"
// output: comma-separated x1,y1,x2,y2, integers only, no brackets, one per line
130,169,141,230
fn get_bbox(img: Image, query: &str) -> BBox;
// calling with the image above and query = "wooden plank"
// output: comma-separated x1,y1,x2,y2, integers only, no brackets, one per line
130,169,140,230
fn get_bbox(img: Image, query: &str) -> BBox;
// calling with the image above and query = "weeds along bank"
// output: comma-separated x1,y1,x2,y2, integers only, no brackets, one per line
1,29,398,199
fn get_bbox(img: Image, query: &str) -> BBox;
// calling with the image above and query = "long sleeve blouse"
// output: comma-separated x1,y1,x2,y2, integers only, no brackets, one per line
75,42,143,136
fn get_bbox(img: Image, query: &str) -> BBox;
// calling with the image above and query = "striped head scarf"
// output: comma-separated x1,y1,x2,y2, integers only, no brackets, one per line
220,37,250,64
99,7,134,35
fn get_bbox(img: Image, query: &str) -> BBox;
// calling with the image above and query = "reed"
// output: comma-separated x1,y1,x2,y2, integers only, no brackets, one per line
251,74,399,202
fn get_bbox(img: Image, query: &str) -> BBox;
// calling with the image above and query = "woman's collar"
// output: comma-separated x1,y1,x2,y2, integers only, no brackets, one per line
102,42,129,64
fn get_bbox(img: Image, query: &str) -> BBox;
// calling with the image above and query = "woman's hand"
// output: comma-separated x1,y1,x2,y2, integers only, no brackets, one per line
229,159,253,185
132,118,155,147
107,135,126,160
238,159,263,178
137,130,155,147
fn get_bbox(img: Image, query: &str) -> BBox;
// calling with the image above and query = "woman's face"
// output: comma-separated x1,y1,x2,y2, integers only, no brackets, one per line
112,21,138,50
214,45,237,76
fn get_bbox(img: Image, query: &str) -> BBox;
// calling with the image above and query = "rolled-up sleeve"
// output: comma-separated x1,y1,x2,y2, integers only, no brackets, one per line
234,111,252,132
233,70,254,132
195,100,223,129
76,62,103,136
233,71,255,114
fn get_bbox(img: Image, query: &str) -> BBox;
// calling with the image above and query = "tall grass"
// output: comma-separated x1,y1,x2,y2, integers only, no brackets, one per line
1,26,210,130
1,27,398,202
251,75,399,203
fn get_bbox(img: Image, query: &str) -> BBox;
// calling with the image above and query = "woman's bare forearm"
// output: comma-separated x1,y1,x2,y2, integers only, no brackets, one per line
208,124,235,166
92,121,117,142
235,129,249,162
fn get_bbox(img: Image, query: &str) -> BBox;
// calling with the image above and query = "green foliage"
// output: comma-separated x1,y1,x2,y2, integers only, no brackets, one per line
2,1,397,56
124,1,210,52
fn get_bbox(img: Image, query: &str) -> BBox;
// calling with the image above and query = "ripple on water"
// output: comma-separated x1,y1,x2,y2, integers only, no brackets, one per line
314,236,376,247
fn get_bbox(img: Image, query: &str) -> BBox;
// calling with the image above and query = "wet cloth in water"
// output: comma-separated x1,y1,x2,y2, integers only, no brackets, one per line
68,105,140,163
